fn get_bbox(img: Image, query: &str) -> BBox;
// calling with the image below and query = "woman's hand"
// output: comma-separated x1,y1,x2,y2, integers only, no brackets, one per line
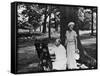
65,40,67,46
75,49,79,53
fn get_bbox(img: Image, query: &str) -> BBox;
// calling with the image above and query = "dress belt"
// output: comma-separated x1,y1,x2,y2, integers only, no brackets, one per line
67,40,75,42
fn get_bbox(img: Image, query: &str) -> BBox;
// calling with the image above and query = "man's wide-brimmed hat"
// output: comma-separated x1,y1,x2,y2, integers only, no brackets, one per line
68,22,75,27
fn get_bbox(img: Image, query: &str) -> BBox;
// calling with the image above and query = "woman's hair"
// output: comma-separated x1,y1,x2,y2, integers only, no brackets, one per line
68,22,75,27
67,22,75,31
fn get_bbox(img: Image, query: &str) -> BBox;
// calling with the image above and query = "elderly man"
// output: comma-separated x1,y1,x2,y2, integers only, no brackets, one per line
51,39,67,70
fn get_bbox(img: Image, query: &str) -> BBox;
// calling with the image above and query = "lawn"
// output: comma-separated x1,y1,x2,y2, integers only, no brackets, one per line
17,30,97,73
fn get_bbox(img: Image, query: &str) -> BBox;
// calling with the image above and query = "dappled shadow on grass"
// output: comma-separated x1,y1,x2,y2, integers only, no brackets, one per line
16,31,97,73
17,48,40,73
18,37,57,48
17,37,57,73
77,43,97,68
79,33,96,40
83,44,97,59
17,31,96,47
17,43,97,73
17,32,44,38
17,39,35,48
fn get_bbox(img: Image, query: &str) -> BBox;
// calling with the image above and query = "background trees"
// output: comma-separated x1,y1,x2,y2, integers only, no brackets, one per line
17,4,42,32
17,4,60,39
17,4,97,35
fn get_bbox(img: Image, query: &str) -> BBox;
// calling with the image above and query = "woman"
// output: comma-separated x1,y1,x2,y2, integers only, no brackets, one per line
65,22,79,69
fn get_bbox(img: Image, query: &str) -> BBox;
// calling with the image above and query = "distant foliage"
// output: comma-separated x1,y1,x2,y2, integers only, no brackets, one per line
17,3,60,33
17,4,43,31
78,7,96,30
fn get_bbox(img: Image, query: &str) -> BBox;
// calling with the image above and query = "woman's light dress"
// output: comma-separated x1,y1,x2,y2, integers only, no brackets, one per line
66,30,78,69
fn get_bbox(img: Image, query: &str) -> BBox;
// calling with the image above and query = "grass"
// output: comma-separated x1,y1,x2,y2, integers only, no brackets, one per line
16,31,97,73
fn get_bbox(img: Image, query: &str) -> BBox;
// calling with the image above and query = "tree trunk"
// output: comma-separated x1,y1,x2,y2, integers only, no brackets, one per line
48,15,51,39
60,6,67,45
42,15,47,33
91,9,94,35
48,6,51,39
42,6,48,33
60,6,78,45
54,15,58,31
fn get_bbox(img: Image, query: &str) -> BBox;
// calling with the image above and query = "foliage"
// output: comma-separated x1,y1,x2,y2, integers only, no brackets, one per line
17,4,60,33
17,4,43,30
78,7,96,30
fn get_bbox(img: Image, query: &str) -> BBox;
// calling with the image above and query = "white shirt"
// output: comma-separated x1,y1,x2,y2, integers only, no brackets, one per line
52,44,67,61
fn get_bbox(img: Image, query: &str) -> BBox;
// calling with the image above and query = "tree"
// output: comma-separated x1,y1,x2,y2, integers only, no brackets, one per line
91,8,97,35
17,4,42,33
42,5,48,33
53,9,59,31
60,6,96,68
91,8,94,35
48,6,52,39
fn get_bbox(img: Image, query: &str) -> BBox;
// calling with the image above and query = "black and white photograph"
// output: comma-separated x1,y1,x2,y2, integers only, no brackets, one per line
11,2,98,74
